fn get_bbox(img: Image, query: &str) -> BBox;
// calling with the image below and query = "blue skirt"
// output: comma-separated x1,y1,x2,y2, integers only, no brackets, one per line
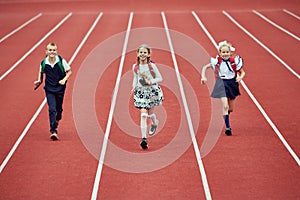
211,78,240,100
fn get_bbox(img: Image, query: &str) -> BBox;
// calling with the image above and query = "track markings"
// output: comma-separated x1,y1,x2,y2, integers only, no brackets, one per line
161,11,212,200
0,12,103,174
252,10,300,41
192,11,300,167
90,12,133,200
222,11,300,79
0,12,72,81
283,9,300,20
0,13,42,43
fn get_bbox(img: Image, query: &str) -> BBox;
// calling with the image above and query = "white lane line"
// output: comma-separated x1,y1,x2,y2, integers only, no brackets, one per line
192,11,300,167
0,13,42,43
161,12,212,200
0,12,104,174
222,11,300,79
253,10,300,41
283,9,300,20
90,12,133,200
0,12,72,81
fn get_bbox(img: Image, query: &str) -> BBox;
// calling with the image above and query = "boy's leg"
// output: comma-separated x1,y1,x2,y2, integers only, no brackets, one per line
55,92,65,122
45,91,58,134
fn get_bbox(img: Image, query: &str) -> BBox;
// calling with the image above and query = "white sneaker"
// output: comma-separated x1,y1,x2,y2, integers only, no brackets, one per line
149,120,159,136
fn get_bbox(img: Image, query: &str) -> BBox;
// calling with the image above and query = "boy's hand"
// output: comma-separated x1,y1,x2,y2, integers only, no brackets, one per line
59,79,66,85
33,80,42,90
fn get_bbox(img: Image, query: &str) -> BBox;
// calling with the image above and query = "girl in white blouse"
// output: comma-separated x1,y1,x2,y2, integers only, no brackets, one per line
201,41,245,136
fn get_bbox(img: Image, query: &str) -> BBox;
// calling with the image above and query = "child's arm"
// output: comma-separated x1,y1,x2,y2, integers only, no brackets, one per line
201,63,212,85
59,69,72,85
34,71,44,90
236,68,245,82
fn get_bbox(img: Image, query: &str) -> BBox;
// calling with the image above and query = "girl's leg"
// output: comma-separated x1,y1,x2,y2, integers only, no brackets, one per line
148,108,158,124
140,108,148,149
221,97,229,115
228,98,235,114
221,97,232,135
148,107,158,135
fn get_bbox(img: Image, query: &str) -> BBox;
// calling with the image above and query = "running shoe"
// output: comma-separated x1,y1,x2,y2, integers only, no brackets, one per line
149,120,159,136
140,137,148,149
225,128,232,136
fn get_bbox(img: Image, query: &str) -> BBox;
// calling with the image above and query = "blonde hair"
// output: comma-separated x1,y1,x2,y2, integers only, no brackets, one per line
217,40,235,52
46,42,57,50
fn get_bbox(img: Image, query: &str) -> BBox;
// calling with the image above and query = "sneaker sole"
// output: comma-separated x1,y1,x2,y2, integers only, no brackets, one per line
50,133,59,141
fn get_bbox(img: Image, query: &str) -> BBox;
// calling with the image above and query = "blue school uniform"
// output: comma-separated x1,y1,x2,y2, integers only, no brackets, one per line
210,55,243,100
41,55,70,134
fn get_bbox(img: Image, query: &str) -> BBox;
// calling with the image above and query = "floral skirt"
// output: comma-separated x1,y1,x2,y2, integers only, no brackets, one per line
134,84,164,109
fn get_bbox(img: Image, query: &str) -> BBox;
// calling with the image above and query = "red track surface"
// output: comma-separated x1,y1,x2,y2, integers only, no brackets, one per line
0,1,299,200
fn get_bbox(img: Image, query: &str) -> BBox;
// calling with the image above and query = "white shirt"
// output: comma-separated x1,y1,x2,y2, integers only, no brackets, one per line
210,55,243,79
132,63,163,88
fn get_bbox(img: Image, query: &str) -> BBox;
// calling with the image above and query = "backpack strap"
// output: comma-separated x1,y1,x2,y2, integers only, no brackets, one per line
215,56,238,78
41,55,64,73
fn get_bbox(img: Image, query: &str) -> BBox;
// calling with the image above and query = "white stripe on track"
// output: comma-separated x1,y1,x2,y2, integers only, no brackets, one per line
0,13,42,43
90,12,133,200
0,12,72,81
192,11,300,167
161,12,212,200
253,10,300,41
283,9,300,20
0,12,104,174
223,11,300,79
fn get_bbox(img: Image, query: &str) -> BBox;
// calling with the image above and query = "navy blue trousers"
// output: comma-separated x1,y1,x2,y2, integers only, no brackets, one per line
45,91,65,134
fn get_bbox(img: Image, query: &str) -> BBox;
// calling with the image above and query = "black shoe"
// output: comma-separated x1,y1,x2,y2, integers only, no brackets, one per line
50,133,59,140
140,138,148,149
225,128,232,136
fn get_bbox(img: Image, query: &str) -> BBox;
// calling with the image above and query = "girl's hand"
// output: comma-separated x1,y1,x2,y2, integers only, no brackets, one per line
201,77,207,85
235,76,242,82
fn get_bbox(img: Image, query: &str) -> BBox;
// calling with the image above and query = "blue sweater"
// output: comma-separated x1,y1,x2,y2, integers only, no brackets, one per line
42,61,66,93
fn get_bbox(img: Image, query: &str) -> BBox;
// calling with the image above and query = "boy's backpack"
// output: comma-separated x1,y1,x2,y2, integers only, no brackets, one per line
215,56,237,78
41,55,64,73
133,62,156,78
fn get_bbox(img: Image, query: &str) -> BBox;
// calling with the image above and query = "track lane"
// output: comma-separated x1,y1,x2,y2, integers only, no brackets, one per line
0,13,70,77
166,11,300,199
0,13,104,200
93,12,208,199
192,10,300,156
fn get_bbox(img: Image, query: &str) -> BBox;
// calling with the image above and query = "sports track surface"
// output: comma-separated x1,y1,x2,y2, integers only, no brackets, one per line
0,0,299,199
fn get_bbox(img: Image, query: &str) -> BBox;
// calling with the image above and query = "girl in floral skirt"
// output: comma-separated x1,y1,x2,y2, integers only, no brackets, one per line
132,44,164,149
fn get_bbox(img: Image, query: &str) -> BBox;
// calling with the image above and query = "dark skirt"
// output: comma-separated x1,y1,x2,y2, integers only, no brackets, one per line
211,78,240,100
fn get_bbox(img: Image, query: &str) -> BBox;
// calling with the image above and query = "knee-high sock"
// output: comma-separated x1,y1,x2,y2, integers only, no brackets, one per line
148,113,157,124
141,113,147,138
223,115,230,129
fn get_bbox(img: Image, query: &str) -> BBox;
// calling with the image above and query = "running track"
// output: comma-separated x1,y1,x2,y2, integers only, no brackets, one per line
0,0,299,199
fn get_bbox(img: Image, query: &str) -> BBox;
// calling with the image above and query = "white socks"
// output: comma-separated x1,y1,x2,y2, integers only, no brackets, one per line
148,113,157,124
140,113,148,138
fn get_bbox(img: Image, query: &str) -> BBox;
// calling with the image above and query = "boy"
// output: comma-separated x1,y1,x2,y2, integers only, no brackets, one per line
34,42,72,140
